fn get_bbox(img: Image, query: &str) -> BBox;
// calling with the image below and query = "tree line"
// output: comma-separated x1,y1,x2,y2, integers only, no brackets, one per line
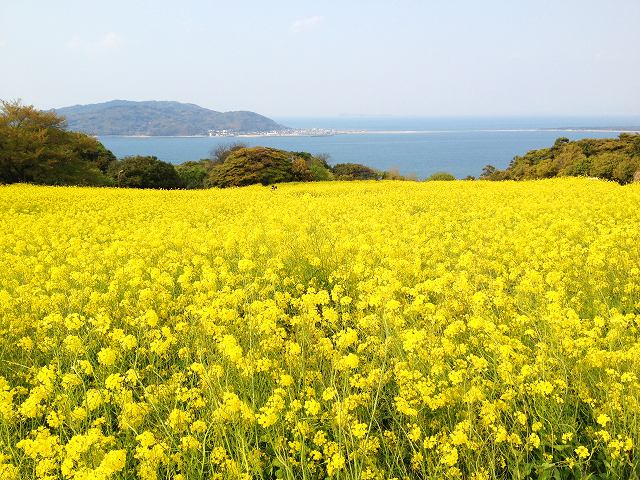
481,135,640,184
1,100,421,189
8,99,636,188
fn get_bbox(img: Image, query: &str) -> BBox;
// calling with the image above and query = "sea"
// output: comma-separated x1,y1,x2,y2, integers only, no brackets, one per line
98,116,640,179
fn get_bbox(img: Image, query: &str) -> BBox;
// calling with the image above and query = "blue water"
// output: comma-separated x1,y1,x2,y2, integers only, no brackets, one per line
98,116,640,179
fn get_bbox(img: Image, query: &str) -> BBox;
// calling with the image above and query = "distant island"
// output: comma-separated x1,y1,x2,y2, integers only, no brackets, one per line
54,100,290,136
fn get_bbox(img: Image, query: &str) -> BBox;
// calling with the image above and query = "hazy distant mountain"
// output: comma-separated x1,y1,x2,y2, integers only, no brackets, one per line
55,100,287,136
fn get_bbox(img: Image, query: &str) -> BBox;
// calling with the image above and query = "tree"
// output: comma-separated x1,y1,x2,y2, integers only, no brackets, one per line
67,131,116,173
426,172,456,181
308,157,334,181
292,157,312,181
554,143,586,176
210,142,248,165
290,152,333,181
480,164,497,179
332,163,381,180
383,167,404,180
175,159,213,189
0,99,114,185
553,137,570,149
207,147,300,188
108,156,183,189
612,157,640,184
482,134,640,184
589,152,627,181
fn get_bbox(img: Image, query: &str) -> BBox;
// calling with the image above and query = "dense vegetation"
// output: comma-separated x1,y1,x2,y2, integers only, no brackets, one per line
1,180,638,479
331,163,381,181
0,101,393,189
482,134,640,184
108,156,183,189
9,100,639,190
206,147,337,188
175,160,215,190
426,171,457,181
0,100,115,186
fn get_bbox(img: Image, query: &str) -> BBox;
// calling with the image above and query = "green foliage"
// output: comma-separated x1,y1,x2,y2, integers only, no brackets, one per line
210,142,248,165
0,99,114,185
291,153,334,181
108,156,183,189
308,158,334,181
207,147,299,188
612,156,640,184
482,134,640,184
67,131,117,173
481,165,497,178
332,163,382,180
382,168,406,180
426,171,456,181
291,157,312,181
553,136,570,148
206,147,336,188
381,169,420,181
175,159,213,189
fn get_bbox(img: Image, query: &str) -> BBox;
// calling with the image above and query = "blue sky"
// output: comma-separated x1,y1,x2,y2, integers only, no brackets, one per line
1,0,639,116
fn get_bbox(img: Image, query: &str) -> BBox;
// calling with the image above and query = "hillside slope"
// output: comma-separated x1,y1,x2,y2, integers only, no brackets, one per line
55,100,287,136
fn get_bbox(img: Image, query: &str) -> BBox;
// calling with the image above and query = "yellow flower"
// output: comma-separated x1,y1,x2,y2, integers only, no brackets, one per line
336,353,359,370
97,449,127,476
528,433,541,449
351,422,368,439
407,423,421,442
190,420,207,434
279,374,294,387
304,399,321,416
575,445,590,459
441,446,458,466
168,409,192,432
322,387,337,402
97,347,117,367
596,413,611,427
327,452,345,476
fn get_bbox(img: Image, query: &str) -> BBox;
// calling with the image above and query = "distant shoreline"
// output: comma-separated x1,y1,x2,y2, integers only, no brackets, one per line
98,127,640,139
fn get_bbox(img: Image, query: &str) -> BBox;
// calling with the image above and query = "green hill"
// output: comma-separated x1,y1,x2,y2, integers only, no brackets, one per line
54,100,287,136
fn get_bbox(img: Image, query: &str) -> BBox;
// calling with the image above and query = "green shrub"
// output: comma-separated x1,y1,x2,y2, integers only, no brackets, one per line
426,172,456,181
108,156,183,189
332,163,381,180
308,158,334,181
589,152,628,181
382,168,405,180
612,156,640,184
207,147,299,188
176,160,213,189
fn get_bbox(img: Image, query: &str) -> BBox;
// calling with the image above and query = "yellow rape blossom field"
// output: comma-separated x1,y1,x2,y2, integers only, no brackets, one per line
1,179,639,480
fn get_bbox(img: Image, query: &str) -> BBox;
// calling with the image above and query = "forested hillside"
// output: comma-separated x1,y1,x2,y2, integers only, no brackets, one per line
482,134,640,184
55,100,286,136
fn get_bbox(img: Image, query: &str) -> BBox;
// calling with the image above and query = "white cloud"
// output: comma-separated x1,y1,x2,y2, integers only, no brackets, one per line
67,32,123,54
290,15,324,34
